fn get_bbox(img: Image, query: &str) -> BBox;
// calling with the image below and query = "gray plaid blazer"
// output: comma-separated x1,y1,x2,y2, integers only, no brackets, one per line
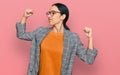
16,22,98,75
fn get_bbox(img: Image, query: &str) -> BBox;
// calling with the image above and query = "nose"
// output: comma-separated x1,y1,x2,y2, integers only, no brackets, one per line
47,15,51,20
47,15,52,21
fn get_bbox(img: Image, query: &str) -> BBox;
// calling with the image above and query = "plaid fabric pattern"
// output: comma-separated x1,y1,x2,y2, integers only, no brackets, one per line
16,22,98,75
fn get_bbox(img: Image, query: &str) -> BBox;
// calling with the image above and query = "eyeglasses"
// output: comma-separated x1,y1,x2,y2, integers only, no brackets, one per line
46,10,61,16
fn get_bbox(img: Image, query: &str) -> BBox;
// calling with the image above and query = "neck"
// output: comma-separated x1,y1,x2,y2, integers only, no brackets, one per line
52,23,64,33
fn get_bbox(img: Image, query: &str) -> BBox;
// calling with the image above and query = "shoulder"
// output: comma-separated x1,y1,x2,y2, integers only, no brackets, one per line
68,31,83,46
68,30,80,39
67,30,81,42
34,26,50,33
36,26,49,30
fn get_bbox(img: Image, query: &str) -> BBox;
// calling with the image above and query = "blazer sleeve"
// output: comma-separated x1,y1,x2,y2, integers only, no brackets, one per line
76,35,98,64
16,22,41,41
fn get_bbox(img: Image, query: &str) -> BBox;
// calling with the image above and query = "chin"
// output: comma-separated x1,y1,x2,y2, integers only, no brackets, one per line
49,22,54,26
49,23,53,26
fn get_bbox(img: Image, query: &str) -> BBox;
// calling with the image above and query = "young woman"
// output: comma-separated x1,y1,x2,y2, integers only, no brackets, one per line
16,3,98,75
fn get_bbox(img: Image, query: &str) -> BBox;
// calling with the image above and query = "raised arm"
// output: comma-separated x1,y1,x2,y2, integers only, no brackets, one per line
16,9,35,41
76,27,98,64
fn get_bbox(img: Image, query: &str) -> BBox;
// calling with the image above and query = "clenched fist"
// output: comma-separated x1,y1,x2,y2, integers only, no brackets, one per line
23,9,33,19
83,27,92,38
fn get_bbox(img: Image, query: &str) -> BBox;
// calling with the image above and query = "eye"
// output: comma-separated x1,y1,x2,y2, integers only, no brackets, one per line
51,11,55,15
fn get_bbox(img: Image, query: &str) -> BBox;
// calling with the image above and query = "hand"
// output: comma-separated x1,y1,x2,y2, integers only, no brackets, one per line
23,9,33,19
83,27,92,38
20,9,33,24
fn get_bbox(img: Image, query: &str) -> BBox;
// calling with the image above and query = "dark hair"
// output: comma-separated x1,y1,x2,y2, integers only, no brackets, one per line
52,3,70,30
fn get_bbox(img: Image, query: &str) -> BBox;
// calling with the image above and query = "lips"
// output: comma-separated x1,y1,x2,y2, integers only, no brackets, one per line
48,19,52,21
48,18,52,20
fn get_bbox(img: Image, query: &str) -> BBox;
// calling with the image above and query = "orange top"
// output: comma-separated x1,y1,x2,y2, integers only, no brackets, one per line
39,30,64,75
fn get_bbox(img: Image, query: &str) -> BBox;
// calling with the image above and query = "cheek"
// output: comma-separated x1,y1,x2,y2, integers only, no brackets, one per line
52,16,61,23
48,15,61,25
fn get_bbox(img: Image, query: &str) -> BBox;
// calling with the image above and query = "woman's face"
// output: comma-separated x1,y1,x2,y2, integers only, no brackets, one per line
46,5,63,26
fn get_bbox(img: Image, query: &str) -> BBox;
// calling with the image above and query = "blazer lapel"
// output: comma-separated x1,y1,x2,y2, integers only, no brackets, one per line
61,28,70,73
36,28,51,68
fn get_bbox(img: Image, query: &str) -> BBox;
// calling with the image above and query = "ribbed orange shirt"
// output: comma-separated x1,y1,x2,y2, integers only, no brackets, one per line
39,30,64,75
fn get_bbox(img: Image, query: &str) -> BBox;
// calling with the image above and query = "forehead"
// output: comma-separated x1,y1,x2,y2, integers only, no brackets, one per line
49,5,60,11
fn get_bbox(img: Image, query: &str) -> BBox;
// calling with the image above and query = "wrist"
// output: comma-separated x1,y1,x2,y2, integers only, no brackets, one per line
21,17,27,24
88,37,92,40
22,16,28,19
88,36,93,39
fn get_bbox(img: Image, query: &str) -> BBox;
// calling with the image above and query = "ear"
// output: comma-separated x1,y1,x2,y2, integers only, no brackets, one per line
61,14,66,20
